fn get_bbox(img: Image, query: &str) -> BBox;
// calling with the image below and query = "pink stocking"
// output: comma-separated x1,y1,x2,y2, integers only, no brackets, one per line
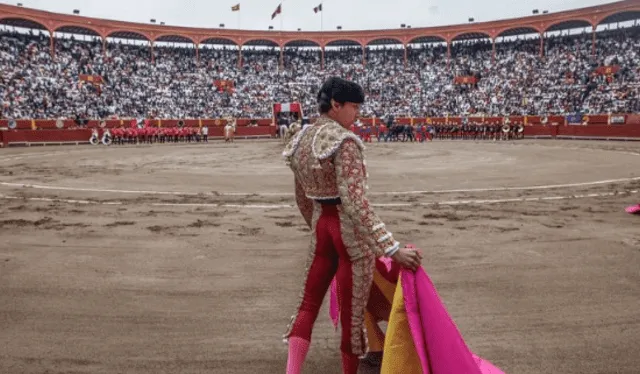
286,337,310,374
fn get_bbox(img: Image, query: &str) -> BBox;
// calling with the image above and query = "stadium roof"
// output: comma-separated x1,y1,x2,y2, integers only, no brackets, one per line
0,0,639,46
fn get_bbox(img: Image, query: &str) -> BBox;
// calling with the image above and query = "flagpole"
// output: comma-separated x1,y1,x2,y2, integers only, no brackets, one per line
321,2,324,31
238,9,241,29
280,1,284,31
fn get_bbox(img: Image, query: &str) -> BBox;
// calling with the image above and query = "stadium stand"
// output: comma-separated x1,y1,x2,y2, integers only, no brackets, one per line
0,1,639,139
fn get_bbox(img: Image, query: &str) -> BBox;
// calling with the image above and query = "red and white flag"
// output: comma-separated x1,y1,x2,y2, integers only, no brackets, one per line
271,3,282,19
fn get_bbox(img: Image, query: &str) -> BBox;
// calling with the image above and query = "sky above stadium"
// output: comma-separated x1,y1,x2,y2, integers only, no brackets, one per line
6,0,616,31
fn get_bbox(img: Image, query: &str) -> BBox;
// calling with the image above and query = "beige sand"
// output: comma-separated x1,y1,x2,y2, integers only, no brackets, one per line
1,139,639,374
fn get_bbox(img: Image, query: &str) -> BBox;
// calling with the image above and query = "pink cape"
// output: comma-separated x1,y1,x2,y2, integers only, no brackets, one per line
330,258,504,373
625,204,640,214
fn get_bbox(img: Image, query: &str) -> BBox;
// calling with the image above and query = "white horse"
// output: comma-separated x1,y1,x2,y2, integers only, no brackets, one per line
101,129,113,145
89,129,100,145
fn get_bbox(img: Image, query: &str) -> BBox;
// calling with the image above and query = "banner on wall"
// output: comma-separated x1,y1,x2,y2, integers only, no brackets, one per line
453,76,478,85
213,79,235,92
609,115,626,125
594,65,620,76
273,102,301,113
79,74,104,84
566,113,583,125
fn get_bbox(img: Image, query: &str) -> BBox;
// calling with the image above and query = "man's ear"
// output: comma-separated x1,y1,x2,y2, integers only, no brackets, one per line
330,99,340,110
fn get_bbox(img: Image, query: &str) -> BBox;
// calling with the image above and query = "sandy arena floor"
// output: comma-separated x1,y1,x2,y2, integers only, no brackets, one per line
1,139,639,374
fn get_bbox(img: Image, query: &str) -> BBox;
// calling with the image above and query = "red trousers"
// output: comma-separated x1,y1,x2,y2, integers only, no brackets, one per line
288,204,372,356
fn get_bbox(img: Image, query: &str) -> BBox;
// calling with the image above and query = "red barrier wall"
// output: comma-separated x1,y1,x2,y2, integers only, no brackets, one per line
0,114,630,130
0,118,274,130
524,125,640,139
1,129,93,146
2,118,639,147
207,126,276,137
1,127,277,147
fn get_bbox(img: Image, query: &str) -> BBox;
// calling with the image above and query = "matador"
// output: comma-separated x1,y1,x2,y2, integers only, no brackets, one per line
281,77,421,374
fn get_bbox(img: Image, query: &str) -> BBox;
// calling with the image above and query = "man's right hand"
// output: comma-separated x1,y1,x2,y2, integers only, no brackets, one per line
391,246,422,271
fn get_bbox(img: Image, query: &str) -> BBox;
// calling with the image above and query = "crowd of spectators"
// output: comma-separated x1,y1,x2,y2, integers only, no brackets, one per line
1,24,639,121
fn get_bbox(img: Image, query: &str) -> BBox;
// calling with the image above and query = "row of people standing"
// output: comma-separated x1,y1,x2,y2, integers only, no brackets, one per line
350,122,525,142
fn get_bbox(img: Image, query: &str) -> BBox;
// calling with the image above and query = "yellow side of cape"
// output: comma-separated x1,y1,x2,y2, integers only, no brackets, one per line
380,278,423,374
366,270,398,352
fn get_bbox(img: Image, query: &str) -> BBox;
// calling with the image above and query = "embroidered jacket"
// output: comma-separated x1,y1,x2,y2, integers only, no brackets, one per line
283,116,399,257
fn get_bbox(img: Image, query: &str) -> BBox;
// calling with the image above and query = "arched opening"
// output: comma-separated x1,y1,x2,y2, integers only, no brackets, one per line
324,38,361,47
54,26,104,77
0,17,51,55
200,37,239,58
154,34,196,44
153,35,197,68
365,37,404,69
0,17,48,33
284,39,320,47
106,30,150,41
408,35,446,44
242,38,279,47
597,10,640,27
241,39,280,73
496,27,540,39
199,37,239,72
324,39,363,71
594,10,640,34
105,31,151,71
542,20,593,66
364,37,411,117
544,19,593,36
406,35,447,117
406,35,447,67
495,27,541,57
366,37,403,46
442,31,492,111
591,11,640,71
200,37,238,46
105,30,151,50
451,31,492,42
450,32,492,76
0,17,53,119
0,17,51,56
281,40,321,109
283,40,321,70
55,25,101,38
